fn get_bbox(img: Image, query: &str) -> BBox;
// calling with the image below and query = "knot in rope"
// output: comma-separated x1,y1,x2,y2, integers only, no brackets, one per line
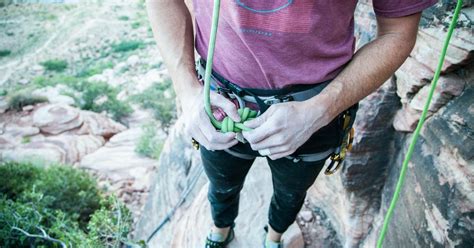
220,107,258,132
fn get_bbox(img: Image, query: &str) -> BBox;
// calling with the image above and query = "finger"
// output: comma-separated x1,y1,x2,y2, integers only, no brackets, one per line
242,120,279,144
199,110,236,144
211,93,241,122
250,134,288,151
243,114,266,129
268,150,294,160
195,126,238,150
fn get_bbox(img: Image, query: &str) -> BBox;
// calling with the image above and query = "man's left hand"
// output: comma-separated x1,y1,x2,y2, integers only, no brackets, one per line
242,100,332,160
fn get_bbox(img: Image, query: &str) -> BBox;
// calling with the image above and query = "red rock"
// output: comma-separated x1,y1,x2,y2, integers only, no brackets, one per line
32,104,83,135
411,27,473,73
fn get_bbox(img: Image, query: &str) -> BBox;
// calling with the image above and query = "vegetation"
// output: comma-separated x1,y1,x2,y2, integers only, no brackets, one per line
31,75,132,121
136,121,164,160
76,61,114,78
111,40,145,53
40,59,68,72
0,50,11,57
118,15,130,21
7,90,48,111
0,161,139,247
129,79,176,130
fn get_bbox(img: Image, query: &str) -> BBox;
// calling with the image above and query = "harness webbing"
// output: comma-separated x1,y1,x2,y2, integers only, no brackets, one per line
377,1,463,247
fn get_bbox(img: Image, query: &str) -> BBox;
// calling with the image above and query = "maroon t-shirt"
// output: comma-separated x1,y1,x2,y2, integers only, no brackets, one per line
193,0,436,89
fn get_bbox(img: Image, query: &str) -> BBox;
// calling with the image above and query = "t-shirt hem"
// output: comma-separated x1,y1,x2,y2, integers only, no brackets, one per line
374,0,438,18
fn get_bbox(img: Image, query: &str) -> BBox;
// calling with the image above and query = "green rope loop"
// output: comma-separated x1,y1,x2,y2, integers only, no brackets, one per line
220,107,258,133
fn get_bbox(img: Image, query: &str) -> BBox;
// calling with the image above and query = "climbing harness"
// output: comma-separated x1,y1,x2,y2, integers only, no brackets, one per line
377,1,463,247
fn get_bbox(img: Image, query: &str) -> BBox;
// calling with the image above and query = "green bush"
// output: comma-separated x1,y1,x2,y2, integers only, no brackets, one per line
7,91,48,111
0,162,102,227
0,161,138,247
131,21,141,29
111,40,145,53
40,59,68,72
129,79,176,129
118,15,130,21
136,121,164,159
76,61,114,78
30,76,132,121
0,50,11,57
75,81,133,121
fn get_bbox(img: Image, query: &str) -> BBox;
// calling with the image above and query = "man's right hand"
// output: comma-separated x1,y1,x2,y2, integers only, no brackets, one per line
181,86,242,151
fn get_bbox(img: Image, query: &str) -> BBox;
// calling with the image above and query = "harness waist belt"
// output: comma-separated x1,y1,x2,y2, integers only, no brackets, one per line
197,59,331,105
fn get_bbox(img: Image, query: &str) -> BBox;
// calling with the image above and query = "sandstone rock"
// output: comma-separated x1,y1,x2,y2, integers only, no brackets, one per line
1,141,67,165
75,110,126,139
31,84,75,105
393,105,422,132
79,127,158,218
127,55,140,66
409,74,466,112
32,104,83,135
411,27,473,73
395,57,432,104
0,97,8,114
3,123,40,137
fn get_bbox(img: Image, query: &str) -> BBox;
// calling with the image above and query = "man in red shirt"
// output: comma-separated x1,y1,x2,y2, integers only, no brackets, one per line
146,0,436,247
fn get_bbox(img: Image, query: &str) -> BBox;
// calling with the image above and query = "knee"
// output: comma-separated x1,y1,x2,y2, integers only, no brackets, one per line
208,183,243,203
274,189,307,208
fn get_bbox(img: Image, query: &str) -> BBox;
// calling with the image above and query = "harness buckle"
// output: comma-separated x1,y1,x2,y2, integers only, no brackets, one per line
263,95,293,105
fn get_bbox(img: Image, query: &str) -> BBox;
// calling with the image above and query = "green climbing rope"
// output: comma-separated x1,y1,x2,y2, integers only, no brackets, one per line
204,0,463,246
203,0,257,133
376,1,463,247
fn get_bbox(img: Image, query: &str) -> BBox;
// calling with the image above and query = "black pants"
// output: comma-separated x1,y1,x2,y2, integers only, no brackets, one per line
199,103,357,233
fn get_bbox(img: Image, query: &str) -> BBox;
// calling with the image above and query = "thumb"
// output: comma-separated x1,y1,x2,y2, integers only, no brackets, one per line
211,93,241,122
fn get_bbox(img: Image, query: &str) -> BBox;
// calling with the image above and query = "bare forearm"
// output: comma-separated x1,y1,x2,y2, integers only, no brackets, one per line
308,13,421,125
146,0,201,102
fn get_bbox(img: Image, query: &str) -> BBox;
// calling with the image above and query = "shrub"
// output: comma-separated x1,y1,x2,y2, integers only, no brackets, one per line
0,50,11,57
136,121,164,159
75,81,132,121
131,21,141,29
129,79,176,129
76,61,114,78
7,91,48,111
118,15,129,21
40,59,68,72
0,161,138,247
111,40,145,53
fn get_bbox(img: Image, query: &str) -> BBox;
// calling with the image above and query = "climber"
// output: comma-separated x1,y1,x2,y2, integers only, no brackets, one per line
146,0,436,247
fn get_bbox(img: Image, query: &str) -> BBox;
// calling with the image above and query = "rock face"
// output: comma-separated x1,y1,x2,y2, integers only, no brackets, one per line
135,2,473,248
134,118,303,247
298,2,473,248
0,103,125,165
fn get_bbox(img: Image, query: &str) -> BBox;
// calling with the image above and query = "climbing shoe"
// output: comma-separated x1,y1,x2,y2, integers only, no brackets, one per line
205,225,235,248
263,225,284,248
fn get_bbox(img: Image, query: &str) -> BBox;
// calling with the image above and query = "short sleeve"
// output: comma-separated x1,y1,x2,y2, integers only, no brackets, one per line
373,0,438,18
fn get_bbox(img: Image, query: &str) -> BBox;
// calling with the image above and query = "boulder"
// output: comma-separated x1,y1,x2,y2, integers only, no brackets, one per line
75,110,126,139
32,103,83,135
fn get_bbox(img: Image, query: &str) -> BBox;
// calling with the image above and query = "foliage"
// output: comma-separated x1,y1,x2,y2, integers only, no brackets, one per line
131,21,141,29
129,79,176,129
30,75,132,121
7,90,48,111
118,15,130,21
40,59,68,72
0,162,102,228
135,121,164,160
76,61,114,78
0,161,138,247
0,50,11,57
73,81,133,121
111,40,145,53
